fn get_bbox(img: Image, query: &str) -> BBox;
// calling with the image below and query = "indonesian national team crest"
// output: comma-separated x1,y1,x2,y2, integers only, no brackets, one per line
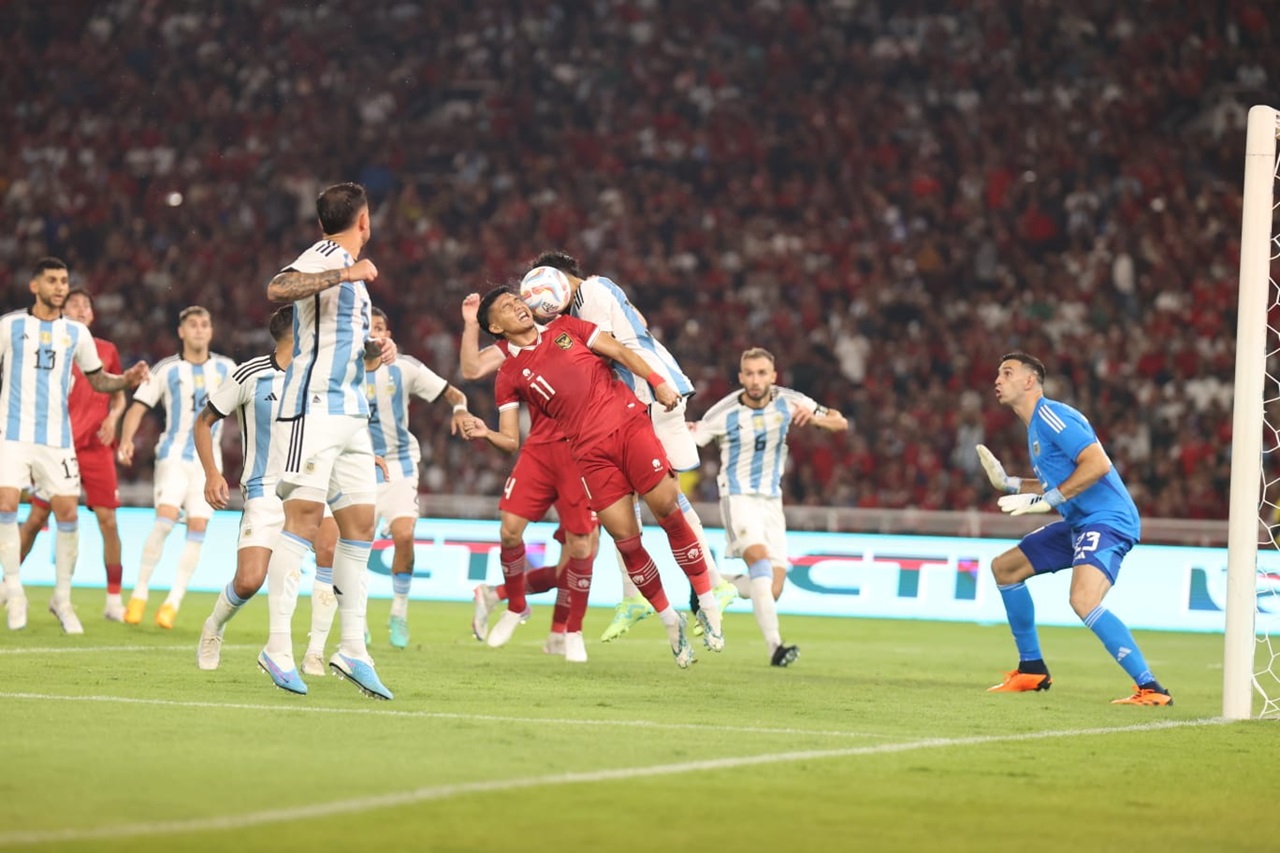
554,333,573,350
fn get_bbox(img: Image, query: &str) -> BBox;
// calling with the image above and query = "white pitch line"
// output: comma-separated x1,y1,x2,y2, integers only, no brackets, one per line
0,691,894,740
0,717,1228,848
0,644,253,656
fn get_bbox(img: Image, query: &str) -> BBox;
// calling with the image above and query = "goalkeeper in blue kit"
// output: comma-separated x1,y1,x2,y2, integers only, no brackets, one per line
977,352,1172,706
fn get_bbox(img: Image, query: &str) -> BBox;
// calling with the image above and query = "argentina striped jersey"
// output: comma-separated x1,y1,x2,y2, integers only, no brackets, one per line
691,385,820,498
366,355,448,482
208,353,282,500
277,240,371,420
133,354,235,464
570,275,693,405
0,309,103,448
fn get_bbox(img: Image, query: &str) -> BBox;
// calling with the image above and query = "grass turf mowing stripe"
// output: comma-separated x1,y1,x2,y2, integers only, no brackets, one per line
0,644,254,655
0,691,898,739
0,717,1228,847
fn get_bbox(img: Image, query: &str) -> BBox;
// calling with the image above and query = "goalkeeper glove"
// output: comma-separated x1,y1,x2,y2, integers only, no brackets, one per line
997,488,1065,517
976,444,1021,494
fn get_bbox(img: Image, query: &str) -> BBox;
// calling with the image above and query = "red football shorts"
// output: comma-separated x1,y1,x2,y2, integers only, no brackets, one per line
499,439,595,535
573,417,673,512
77,443,121,509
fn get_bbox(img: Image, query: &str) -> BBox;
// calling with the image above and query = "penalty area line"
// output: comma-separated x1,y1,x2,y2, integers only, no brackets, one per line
0,717,1228,847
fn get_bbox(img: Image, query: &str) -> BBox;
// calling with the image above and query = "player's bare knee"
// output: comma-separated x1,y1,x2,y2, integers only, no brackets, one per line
642,479,680,521
1069,589,1103,620
991,549,1033,585
565,532,593,560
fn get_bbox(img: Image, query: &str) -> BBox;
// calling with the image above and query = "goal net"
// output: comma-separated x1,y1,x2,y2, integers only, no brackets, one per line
1226,105,1280,719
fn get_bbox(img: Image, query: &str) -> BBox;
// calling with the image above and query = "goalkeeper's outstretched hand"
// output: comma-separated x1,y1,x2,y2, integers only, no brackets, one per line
997,490,1064,517
976,444,1021,494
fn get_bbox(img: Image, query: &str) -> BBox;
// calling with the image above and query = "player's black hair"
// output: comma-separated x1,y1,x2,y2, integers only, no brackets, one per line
1000,351,1046,383
269,305,294,342
477,285,518,339
316,182,368,235
65,287,94,310
370,306,389,326
32,257,67,278
527,250,582,279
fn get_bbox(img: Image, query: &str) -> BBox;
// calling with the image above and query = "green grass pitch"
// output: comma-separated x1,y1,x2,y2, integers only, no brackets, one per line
1,588,1277,852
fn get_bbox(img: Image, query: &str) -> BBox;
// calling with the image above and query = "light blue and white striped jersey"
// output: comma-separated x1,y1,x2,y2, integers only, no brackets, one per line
570,275,694,405
366,355,448,482
277,240,372,420
0,309,103,449
691,385,820,498
133,354,235,464
1027,397,1141,540
208,353,282,500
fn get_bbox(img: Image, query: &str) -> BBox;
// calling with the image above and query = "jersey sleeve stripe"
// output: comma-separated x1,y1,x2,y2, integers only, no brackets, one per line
1039,407,1068,433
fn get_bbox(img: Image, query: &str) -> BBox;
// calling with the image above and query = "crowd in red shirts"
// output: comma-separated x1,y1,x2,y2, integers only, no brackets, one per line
2,1,1273,520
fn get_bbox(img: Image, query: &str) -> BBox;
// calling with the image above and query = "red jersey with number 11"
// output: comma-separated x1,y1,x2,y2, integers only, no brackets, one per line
495,315,646,451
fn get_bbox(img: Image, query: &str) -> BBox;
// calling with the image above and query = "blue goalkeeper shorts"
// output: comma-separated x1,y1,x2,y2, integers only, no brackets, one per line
1018,520,1134,585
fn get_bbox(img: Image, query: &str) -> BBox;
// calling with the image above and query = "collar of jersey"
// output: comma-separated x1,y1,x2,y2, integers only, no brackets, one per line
505,325,548,355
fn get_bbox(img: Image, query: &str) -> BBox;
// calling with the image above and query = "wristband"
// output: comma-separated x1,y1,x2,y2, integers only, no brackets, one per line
1005,476,1022,494
1043,487,1065,508
453,404,468,414
646,371,664,388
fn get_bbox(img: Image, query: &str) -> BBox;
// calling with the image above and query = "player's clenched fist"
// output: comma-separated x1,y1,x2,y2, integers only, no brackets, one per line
347,258,378,283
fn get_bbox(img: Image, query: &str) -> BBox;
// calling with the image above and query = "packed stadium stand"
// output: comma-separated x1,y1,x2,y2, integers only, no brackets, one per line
3,0,1274,520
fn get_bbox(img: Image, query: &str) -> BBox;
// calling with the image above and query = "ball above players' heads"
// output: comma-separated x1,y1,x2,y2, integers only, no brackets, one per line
519,266,573,321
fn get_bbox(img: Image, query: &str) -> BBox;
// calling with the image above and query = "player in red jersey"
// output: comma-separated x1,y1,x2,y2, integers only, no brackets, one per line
460,286,725,668
460,292,599,661
17,288,127,621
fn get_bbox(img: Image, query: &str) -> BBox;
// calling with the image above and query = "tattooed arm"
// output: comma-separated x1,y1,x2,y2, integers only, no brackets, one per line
266,258,379,303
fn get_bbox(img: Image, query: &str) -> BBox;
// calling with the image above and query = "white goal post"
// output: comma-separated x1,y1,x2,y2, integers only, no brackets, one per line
1225,105,1280,719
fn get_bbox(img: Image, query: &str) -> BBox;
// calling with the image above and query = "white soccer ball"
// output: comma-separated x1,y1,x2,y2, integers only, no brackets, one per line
519,266,572,320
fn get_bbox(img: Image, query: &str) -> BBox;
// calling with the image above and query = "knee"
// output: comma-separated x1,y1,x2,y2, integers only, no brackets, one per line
990,552,1030,586
233,576,263,600
565,533,593,560
313,541,335,567
498,526,524,549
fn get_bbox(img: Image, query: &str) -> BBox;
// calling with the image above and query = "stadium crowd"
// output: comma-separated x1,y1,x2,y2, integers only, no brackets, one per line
2,0,1274,521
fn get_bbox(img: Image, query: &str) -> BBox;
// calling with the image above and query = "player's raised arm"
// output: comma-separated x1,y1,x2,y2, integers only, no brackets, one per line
266,258,377,303
194,403,231,510
459,293,505,380
588,331,679,411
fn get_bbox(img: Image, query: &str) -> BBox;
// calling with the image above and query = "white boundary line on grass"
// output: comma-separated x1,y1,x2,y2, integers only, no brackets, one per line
0,717,1227,847
0,691,895,740
0,644,253,656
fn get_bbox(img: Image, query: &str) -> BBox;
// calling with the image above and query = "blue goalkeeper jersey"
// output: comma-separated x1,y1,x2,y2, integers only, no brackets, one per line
1027,397,1141,541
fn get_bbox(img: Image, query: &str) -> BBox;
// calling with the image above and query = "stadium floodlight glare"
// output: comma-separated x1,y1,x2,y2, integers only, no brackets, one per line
1225,105,1280,719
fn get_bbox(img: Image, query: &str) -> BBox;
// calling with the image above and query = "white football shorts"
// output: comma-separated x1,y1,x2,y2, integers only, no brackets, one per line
0,440,80,498
720,492,789,570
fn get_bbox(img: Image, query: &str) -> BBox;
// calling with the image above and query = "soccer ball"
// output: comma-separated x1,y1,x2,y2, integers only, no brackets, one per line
519,266,572,320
